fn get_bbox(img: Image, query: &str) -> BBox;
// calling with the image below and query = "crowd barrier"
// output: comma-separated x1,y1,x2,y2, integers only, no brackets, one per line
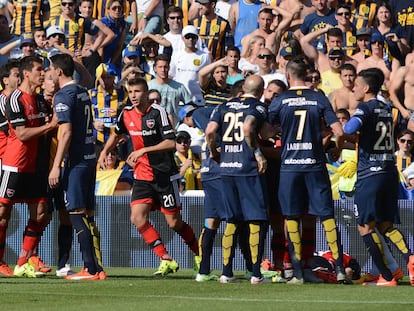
4,191,414,273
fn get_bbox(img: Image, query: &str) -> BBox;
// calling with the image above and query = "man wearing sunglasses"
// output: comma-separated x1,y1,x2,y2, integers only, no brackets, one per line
319,47,345,95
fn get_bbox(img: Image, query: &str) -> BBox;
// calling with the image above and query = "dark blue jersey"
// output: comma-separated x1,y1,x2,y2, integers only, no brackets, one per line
209,96,267,176
54,82,96,166
268,87,338,172
350,99,395,178
192,106,220,181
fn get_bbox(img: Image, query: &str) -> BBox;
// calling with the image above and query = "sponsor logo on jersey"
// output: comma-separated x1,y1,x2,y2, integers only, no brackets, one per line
55,103,69,112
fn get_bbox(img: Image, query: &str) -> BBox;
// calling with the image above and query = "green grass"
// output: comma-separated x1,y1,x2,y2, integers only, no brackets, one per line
1,268,414,311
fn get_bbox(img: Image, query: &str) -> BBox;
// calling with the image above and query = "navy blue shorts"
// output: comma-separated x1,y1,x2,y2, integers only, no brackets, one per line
62,163,96,212
265,159,281,215
354,171,400,225
47,184,65,213
278,170,333,217
221,175,267,222
203,178,226,220
131,173,181,214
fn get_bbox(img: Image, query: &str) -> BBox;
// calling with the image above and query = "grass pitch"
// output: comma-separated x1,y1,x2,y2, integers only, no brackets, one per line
1,268,414,311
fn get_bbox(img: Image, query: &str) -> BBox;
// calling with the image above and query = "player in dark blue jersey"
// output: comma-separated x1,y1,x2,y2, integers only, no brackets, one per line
344,68,414,286
268,59,348,284
206,75,270,284
48,53,103,281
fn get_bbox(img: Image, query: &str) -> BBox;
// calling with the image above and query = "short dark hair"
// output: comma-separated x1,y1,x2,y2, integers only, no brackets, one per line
225,46,241,56
336,4,351,13
336,108,350,119
358,68,384,95
230,79,244,97
268,79,287,92
166,5,183,17
327,27,343,39
340,63,356,74
154,54,171,66
0,60,20,89
19,56,43,79
127,77,148,91
286,59,308,80
50,53,75,77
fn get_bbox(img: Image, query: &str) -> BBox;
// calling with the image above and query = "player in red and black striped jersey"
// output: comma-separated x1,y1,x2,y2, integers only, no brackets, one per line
0,56,57,277
99,77,200,276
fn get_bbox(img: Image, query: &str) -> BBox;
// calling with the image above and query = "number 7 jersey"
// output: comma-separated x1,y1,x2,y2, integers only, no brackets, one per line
268,87,338,172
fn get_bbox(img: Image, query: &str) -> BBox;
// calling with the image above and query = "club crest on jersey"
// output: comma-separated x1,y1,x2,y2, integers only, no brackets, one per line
193,59,201,66
146,119,155,128
6,188,15,198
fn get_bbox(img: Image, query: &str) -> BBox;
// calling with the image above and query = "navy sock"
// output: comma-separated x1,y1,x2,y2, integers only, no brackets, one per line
58,224,73,269
362,233,393,281
69,214,97,275
199,227,217,275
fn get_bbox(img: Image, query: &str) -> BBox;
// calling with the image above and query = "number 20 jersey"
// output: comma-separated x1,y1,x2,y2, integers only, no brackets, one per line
209,96,267,176
352,98,395,178
268,87,338,172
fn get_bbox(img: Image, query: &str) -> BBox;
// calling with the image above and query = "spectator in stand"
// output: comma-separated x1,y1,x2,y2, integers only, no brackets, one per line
96,148,133,195
351,27,371,64
395,130,414,173
332,4,357,57
357,31,400,88
320,47,346,96
389,0,414,49
228,0,263,50
198,58,232,107
0,14,19,66
133,0,164,34
299,0,336,46
191,0,233,61
347,0,377,29
241,6,294,56
148,54,194,126
100,0,127,65
328,63,358,114
225,46,244,85
90,63,124,157
239,35,265,75
373,1,409,64
256,48,288,88
304,67,323,93
176,105,205,155
174,131,202,191
169,25,211,106
10,0,50,36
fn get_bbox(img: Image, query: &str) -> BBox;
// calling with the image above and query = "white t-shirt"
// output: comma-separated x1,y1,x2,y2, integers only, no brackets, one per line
136,0,164,17
162,32,209,58
215,0,237,21
169,49,211,106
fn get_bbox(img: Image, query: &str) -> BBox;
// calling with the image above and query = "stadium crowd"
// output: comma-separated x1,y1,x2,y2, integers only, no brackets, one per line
0,0,414,286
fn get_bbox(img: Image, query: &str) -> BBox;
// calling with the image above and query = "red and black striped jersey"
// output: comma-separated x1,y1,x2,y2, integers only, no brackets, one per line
115,103,178,181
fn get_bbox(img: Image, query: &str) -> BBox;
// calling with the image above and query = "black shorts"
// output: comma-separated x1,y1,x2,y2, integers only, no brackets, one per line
0,168,47,204
131,173,181,215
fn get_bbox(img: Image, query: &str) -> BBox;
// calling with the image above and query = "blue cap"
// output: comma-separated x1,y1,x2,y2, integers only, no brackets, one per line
20,33,36,48
328,47,345,56
370,31,384,43
178,105,197,121
280,46,296,58
123,45,141,58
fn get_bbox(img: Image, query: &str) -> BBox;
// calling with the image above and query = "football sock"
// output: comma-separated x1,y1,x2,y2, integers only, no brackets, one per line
17,220,44,266
271,232,286,270
88,219,103,272
249,221,267,277
70,214,97,275
58,224,73,269
385,227,411,262
138,221,169,259
199,227,217,275
175,222,199,255
0,223,7,260
321,218,345,272
301,216,316,267
286,219,301,262
362,232,393,281
222,222,237,277
286,218,302,278
237,223,252,272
